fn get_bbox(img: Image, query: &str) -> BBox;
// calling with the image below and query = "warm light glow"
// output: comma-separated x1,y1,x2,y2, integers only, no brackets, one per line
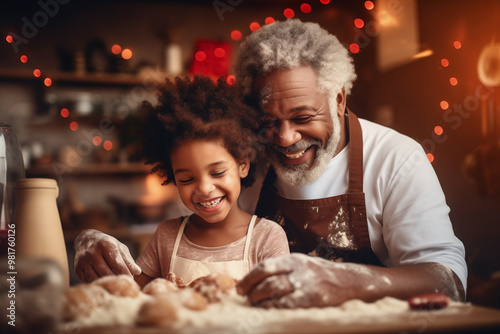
20,55,28,63
440,100,449,110
412,49,434,59
111,44,122,55
354,18,365,29
121,48,132,60
300,3,312,13
33,69,41,77
44,78,52,87
214,47,226,58
195,51,206,62
226,75,235,86
283,8,295,18
69,121,78,131
434,126,444,136
453,41,462,49
449,77,458,86
349,43,360,54
365,1,374,10
265,17,275,25
103,140,113,151
231,30,242,41
60,108,69,118
441,58,449,67
249,22,261,32
427,153,435,163
6,35,13,43
320,0,330,4
93,136,102,146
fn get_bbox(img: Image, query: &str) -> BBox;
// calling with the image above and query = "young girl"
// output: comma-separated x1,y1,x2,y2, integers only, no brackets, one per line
134,76,289,287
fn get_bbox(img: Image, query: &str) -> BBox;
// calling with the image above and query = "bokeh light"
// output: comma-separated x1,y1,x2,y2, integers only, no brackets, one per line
434,126,444,136
320,0,330,4
440,100,449,110
349,43,360,54
214,47,226,58
60,108,69,118
226,75,236,86
231,30,242,41
69,121,78,131
300,3,312,14
121,48,132,60
249,22,261,32
93,136,102,146
111,44,122,55
195,51,206,62
453,41,462,49
354,18,365,29
441,58,449,67
449,77,458,86
265,17,275,25
33,69,41,77
20,55,28,63
44,78,52,87
6,35,13,43
284,8,295,18
103,140,113,151
427,153,435,163
365,1,375,10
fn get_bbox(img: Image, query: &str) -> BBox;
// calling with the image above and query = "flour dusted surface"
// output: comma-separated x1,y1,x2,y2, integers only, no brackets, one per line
66,289,465,331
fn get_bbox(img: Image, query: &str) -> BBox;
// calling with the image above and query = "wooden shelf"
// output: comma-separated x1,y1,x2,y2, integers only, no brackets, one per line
26,162,151,177
0,68,167,86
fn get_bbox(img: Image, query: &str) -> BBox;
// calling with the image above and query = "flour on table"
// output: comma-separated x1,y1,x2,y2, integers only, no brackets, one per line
65,288,466,331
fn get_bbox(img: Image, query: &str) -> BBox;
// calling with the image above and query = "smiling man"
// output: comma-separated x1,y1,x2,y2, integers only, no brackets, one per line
233,19,467,308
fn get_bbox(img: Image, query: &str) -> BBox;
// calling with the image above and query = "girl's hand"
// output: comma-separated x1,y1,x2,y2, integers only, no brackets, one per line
73,229,141,282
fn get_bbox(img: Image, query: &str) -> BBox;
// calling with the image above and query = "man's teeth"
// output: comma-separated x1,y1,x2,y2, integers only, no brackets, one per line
284,148,307,159
199,198,222,208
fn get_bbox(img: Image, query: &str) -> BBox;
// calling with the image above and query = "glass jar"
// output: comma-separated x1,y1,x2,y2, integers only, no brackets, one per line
0,122,25,256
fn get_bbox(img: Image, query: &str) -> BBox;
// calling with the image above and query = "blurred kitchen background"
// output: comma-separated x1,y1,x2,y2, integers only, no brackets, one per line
0,0,499,306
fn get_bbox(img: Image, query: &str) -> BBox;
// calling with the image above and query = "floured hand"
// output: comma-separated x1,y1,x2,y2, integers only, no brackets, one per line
237,253,380,308
73,229,141,282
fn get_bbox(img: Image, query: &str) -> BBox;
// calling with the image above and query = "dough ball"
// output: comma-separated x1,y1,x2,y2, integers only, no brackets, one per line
189,273,236,303
136,295,178,327
64,284,109,321
142,278,179,296
92,275,141,298
175,289,209,311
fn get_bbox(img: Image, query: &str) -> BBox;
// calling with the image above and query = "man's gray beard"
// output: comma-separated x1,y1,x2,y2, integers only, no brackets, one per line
268,115,341,187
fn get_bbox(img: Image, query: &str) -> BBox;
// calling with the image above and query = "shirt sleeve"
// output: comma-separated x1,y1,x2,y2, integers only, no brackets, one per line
135,227,161,278
254,218,290,262
380,145,467,291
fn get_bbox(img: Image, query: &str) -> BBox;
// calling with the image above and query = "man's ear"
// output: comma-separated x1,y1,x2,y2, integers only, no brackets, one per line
336,87,346,117
239,161,250,178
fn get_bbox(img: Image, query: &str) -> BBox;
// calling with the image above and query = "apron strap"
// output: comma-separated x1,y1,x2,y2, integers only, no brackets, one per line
169,216,189,274
347,109,364,194
243,215,257,261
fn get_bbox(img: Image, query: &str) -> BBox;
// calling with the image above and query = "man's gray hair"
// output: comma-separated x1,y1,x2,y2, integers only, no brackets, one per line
235,19,356,111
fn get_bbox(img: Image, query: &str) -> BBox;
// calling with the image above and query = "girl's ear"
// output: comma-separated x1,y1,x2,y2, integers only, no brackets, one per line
239,161,250,178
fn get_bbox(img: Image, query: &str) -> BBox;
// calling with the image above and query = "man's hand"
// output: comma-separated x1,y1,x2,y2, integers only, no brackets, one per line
73,229,141,283
237,253,464,309
236,253,374,308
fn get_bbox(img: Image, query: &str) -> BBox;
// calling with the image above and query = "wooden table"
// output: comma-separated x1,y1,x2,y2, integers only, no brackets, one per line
70,304,500,334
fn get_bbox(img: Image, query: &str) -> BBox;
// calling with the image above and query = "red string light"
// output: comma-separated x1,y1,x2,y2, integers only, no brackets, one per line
231,30,242,41
283,8,295,18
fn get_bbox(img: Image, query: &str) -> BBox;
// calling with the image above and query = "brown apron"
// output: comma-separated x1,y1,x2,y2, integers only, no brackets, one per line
255,110,383,266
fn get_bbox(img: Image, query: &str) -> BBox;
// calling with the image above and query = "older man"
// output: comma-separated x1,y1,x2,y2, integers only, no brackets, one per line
73,19,466,308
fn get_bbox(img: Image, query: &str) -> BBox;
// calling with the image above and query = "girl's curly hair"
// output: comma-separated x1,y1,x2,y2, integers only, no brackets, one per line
141,75,262,187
